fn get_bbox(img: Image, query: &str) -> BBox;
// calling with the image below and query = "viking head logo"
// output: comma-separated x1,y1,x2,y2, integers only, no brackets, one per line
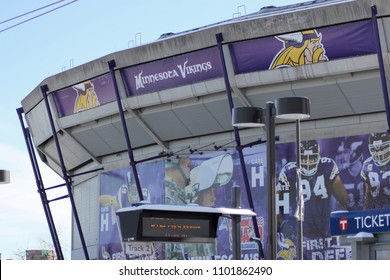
270,29,328,69
73,80,100,113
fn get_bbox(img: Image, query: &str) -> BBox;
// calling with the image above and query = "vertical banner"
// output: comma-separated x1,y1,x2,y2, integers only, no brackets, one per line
275,134,372,259
164,149,267,260
99,160,165,260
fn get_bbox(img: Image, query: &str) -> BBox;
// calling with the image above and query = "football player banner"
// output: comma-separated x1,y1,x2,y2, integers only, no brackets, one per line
99,149,267,260
98,132,390,260
274,133,390,260
99,161,166,260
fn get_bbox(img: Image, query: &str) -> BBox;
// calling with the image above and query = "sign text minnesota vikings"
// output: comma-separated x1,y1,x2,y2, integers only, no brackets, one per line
134,59,213,90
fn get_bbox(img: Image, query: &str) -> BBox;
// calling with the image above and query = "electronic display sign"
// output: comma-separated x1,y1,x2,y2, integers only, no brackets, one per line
142,217,210,238
116,204,255,243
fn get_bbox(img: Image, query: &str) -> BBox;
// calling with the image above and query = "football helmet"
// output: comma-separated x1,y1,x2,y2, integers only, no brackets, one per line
368,132,390,166
336,137,364,170
349,139,364,165
185,153,233,204
300,140,320,176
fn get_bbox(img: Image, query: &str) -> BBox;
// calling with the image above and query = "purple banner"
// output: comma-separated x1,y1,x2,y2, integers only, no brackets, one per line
99,161,165,260
53,20,376,117
99,149,267,260
275,134,372,260
53,73,116,117
165,151,266,260
230,20,376,74
122,47,223,96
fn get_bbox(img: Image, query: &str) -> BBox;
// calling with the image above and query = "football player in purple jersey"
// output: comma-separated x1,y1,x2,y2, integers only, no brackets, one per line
337,137,366,211
276,139,349,258
361,132,390,209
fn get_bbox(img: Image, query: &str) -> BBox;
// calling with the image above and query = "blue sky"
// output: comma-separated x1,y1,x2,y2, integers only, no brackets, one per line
0,0,302,259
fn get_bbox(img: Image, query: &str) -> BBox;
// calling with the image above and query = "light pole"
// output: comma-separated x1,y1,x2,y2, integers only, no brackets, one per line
0,169,10,184
232,103,278,260
232,96,310,260
275,97,310,260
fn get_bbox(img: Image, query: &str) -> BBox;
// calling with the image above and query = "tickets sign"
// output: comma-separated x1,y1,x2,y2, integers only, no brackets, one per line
330,209,390,236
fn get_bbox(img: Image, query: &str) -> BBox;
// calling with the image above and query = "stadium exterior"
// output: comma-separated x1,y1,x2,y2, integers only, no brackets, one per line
19,0,390,260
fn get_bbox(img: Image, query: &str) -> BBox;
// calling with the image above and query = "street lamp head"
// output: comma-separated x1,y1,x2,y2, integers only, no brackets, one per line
275,96,311,120
232,107,265,128
0,169,10,184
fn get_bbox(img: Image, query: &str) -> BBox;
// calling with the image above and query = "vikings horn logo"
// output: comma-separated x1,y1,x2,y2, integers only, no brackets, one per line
73,80,100,113
276,233,297,260
270,29,329,69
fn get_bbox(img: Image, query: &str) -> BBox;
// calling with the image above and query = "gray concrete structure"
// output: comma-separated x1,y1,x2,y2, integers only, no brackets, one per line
20,0,390,259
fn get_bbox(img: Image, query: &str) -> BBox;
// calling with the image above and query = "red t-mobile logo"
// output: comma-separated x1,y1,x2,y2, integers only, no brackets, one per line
339,217,349,231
